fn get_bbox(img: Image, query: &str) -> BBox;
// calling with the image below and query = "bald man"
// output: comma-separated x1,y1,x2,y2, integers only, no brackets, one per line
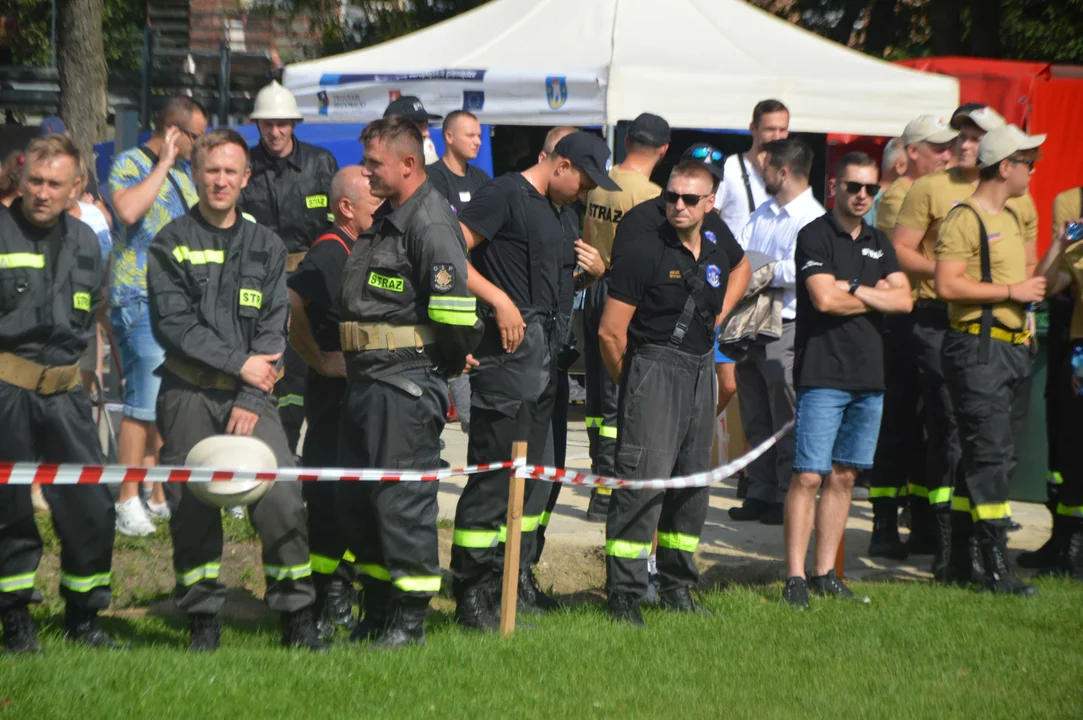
287,165,382,639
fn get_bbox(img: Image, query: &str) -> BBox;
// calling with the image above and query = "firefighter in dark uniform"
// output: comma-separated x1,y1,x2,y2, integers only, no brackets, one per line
0,136,121,653
599,160,749,625
334,118,482,648
148,129,322,651
287,166,382,639
451,131,617,629
240,81,339,454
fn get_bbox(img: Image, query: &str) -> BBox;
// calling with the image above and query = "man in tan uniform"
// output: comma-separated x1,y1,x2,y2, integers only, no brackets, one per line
581,113,669,522
891,104,1039,579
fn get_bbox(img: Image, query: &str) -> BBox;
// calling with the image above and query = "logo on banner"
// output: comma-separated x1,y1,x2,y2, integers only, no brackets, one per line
545,76,567,110
389,89,402,102
463,90,485,111
706,264,721,288
317,91,329,116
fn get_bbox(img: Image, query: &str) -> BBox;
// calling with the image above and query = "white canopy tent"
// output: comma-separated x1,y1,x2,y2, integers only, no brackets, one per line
284,0,959,136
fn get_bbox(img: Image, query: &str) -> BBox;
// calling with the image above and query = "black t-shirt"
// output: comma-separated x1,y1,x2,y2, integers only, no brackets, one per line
611,194,744,271
794,212,901,391
458,173,563,314
426,159,491,215
608,218,734,355
558,206,579,317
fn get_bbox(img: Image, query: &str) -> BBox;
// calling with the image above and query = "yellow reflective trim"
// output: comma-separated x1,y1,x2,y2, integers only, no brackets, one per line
428,296,476,309
241,212,256,223
310,554,340,575
1056,503,1083,518
368,272,404,292
927,487,952,505
177,563,221,586
73,292,92,312
898,485,909,497
540,510,552,527
277,394,304,409
599,425,618,439
239,288,262,309
868,487,898,499
355,563,391,581
1049,472,1064,486
428,308,479,326
605,539,651,559
172,246,225,265
343,549,357,563
264,563,312,581
453,529,499,548
498,514,542,543
585,416,602,428
908,483,929,499
951,496,971,513
393,576,441,593
972,502,1011,521
0,572,36,592
596,487,612,496
327,213,335,222
59,572,111,592
657,532,699,553
0,253,45,269
305,194,328,209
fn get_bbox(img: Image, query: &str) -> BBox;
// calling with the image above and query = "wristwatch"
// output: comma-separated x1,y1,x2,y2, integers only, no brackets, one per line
848,279,860,295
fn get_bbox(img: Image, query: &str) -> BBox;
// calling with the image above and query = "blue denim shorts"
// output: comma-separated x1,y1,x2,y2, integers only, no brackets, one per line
793,387,884,475
110,299,166,422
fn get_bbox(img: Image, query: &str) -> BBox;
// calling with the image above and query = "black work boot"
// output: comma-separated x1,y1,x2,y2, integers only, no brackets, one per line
1018,515,1065,571
586,489,610,523
281,606,327,651
976,523,1038,597
868,501,909,560
518,567,561,614
1059,522,1083,582
606,592,645,626
932,512,957,583
455,583,499,631
371,598,428,650
1,606,42,654
352,581,391,644
659,586,710,615
188,613,221,653
64,606,124,649
314,576,358,641
905,500,938,555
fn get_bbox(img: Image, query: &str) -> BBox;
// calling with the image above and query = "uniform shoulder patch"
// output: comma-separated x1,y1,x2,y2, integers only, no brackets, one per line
431,264,455,294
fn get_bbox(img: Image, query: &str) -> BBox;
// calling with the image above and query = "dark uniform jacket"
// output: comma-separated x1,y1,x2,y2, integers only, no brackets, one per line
147,207,290,415
240,139,338,255
0,201,104,366
339,180,481,380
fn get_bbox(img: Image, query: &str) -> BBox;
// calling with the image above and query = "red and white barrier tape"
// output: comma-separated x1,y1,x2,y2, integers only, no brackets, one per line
516,420,794,491
0,459,523,485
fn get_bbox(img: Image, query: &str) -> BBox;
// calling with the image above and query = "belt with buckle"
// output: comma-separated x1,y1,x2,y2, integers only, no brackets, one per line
163,357,239,391
0,352,81,395
339,322,435,352
951,321,1030,345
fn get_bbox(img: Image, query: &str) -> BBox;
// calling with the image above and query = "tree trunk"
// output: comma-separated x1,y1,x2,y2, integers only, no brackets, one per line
968,0,1001,58
929,0,965,56
56,0,107,168
863,0,898,57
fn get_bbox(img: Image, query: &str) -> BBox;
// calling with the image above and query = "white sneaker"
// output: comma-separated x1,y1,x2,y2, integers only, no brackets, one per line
146,501,171,522
115,497,156,537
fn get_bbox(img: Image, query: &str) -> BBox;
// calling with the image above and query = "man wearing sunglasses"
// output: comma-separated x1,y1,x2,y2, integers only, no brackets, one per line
783,153,912,609
598,160,749,624
934,125,1047,595
891,104,1039,581
713,99,789,239
867,115,958,561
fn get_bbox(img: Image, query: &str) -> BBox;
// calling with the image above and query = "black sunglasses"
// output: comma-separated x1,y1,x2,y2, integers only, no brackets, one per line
175,125,201,141
1008,156,1038,169
842,181,880,197
664,191,710,206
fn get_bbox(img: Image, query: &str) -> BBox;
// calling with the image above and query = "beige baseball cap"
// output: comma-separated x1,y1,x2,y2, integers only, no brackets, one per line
977,125,1046,168
950,104,1007,132
902,115,958,145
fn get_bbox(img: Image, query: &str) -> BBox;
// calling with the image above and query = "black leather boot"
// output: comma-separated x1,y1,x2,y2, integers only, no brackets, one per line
658,586,710,615
518,566,561,614
188,613,220,653
931,512,954,582
454,583,499,631
868,500,909,560
606,592,644,626
64,605,124,649
1019,514,1065,571
976,522,1038,597
371,598,428,650
1,606,42,654
281,606,327,651
905,499,938,555
351,580,390,643
314,575,358,640
1059,520,1083,582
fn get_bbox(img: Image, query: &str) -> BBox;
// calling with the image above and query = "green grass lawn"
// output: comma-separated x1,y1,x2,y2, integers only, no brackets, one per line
3,578,1082,719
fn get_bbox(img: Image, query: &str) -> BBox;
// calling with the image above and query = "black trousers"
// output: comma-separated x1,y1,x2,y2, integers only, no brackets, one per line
301,376,352,585
452,320,557,599
605,345,715,598
336,368,447,603
0,382,114,612
275,344,307,455
584,279,620,476
157,376,315,615
911,303,961,512
869,313,926,508
536,369,568,563
1050,347,1083,520
1044,295,1074,507
941,331,1031,530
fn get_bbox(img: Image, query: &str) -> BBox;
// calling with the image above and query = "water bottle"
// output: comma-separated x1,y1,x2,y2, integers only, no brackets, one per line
1072,347,1083,396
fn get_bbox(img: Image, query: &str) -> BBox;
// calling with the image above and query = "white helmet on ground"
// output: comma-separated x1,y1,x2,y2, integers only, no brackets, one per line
249,80,304,121
185,435,277,508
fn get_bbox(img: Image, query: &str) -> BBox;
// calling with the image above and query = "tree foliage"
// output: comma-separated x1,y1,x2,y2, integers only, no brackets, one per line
3,0,143,68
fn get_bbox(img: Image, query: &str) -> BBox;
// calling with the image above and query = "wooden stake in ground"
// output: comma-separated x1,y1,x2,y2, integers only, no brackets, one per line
499,441,528,637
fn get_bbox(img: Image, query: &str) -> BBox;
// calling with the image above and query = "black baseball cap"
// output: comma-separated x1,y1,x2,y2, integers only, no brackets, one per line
553,132,621,191
680,143,725,181
627,113,671,147
384,95,442,123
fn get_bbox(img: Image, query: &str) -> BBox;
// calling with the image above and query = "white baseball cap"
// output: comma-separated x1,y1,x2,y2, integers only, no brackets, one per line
977,125,1046,169
902,115,958,146
951,104,1007,133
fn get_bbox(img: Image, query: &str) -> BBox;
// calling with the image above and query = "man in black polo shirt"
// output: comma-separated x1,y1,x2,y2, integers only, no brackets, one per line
783,152,913,609
427,110,491,215
599,160,749,625
451,131,614,629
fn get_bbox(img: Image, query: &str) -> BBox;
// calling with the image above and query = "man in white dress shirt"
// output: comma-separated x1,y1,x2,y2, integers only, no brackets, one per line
712,99,790,239
728,138,825,525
